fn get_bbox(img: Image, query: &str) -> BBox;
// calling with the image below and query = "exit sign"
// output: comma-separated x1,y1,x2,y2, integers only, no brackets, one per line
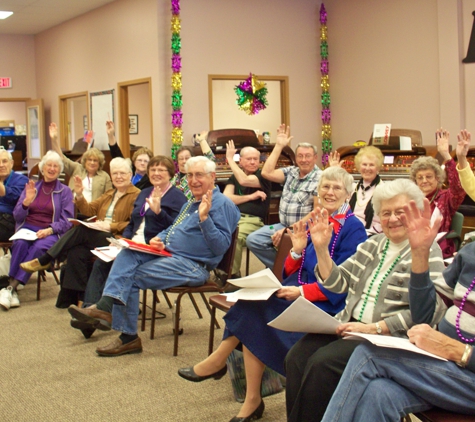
0,78,12,88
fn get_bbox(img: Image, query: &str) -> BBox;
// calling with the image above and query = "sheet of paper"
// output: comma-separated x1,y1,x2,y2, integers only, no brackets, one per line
343,332,447,361
9,228,37,241
90,246,122,262
228,268,282,289
68,218,110,232
267,296,341,334
226,287,280,302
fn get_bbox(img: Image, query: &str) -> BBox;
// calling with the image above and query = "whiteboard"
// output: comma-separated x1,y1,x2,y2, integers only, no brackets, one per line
90,90,114,150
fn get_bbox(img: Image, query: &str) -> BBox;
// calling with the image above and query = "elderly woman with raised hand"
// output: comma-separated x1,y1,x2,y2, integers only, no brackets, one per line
20,157,140,308
71,155,187,338
178,167,367,422
321,199,475,422
49,122,112,201
0,151,74,310
347,146,384,235
410,128,465,258
0,149,29,241
106,120,153,190
284,178,447,422
173,141,215,199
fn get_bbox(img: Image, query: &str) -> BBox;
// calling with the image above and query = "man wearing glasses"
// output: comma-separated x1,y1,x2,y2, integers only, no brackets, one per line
68,156,240,356
246,124,322,268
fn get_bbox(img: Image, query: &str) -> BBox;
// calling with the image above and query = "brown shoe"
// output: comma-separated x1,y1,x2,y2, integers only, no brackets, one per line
68,304,112,331
96,337,142,357
20,258,50,273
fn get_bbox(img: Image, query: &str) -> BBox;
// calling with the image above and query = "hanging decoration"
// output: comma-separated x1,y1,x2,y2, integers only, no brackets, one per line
234,73,268,116
170,0,182,159
320,3,332,166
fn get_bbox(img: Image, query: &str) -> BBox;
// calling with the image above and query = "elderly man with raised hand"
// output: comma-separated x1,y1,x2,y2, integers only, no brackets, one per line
0,149,28,241
246,124,322,269
223,140,271,278
68,156,240,356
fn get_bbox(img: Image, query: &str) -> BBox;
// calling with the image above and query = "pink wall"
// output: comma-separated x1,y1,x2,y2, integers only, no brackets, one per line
0,35,36,98
1,0,475,157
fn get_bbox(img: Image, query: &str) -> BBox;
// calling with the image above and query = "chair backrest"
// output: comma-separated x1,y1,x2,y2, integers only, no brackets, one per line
448,211,464,252
272,231,293,283
214,228,239,280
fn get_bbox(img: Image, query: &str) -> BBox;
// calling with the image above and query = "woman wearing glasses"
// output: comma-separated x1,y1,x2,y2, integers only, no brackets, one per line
410,128,465,258
178,167,367,422
284,178,447,422
20,157,140,308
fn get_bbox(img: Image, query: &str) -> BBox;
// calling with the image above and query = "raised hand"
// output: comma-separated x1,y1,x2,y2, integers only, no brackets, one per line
289,220,308,255
436,127,452,161
73,175,84,197
49,122,58,140
23,180,37,206
328,151,342,167
145,185,163,214
456,129,471,169
226,140,237,164
198,189,213,222
399,198,441,253
308,208,333,253
106,120,115,137
275,124,293,147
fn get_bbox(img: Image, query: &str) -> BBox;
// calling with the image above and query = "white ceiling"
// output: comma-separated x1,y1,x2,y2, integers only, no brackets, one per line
0,0,117,35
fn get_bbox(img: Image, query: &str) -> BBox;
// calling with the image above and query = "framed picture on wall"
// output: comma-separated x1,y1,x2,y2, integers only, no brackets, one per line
129,114,138,134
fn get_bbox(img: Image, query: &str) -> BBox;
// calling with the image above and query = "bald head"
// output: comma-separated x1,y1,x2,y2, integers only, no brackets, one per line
239,147,261,175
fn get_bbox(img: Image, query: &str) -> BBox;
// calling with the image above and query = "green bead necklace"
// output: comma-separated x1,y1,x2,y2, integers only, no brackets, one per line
165,200,194,243
357,239,401,322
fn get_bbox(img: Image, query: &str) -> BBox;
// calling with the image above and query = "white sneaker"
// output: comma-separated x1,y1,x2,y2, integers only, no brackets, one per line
10,290,20,308
0,286,13,310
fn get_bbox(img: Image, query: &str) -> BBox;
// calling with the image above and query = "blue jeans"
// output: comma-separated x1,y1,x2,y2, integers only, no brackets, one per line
103,249,209,335
246,223,284,268
322,343,475,422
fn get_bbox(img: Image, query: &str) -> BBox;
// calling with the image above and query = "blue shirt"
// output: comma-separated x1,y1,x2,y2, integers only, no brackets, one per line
0,171,28,214
159,187,240,269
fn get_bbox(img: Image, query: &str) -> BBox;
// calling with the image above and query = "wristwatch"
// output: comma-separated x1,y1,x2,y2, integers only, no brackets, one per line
290,249,302,260
375,322,382,335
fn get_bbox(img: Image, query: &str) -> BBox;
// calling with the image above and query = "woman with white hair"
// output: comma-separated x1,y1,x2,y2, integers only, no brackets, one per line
0,151,75,310
178,167,367,422
410,128,466,258
284,178,448,422
20,157,140,308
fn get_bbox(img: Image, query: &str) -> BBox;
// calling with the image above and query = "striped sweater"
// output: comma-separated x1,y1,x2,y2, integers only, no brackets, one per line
317,234,446,337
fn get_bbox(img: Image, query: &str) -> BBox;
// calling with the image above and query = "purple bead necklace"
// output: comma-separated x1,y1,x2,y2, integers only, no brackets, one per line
455,275,475,343
297,213,353,285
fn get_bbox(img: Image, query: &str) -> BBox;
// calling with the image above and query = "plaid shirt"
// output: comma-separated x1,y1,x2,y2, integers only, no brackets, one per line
279,165,322,226
172,150,216,200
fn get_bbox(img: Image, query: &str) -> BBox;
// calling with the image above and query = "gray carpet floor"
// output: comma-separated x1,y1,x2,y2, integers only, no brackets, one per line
0,252,288,421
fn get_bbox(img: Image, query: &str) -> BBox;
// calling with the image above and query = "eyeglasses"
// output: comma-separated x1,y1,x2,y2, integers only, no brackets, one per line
186,172,210,180
319,184,344,193
135,159,150,164
416,174,435,182
380,210,405,220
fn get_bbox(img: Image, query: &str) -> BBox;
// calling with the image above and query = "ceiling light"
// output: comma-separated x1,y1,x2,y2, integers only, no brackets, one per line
0,11,13,20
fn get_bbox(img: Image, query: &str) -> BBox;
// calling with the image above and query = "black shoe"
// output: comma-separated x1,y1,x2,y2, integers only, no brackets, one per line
178,365,227,382
229,400,265,422
70,318,96,339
